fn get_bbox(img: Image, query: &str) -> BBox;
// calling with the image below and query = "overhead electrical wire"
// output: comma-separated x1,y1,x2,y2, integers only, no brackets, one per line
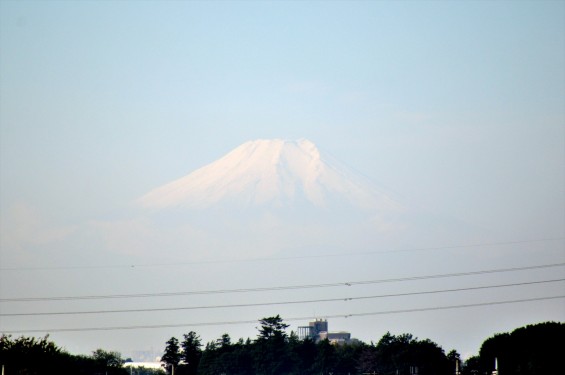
1,237,562,272
3,295,563,334
2,278,562,317
2,261,563,303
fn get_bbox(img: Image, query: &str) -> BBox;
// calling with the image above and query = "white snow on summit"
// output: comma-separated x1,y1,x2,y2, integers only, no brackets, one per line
139,139,402,212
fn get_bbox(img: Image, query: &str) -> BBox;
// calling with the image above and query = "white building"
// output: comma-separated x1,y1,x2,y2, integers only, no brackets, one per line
297,319,353,344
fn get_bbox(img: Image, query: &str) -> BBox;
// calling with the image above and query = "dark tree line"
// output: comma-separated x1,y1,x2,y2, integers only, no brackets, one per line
161,318,564,375
462,321,565,375
161,315,456,375
2,319,562,375
0,334,129,375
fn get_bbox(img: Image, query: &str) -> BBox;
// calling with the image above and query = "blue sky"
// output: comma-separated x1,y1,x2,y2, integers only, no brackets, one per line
1,0,564,359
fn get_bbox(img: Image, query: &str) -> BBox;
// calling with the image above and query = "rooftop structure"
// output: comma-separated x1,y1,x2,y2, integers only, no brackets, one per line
297,319,353,344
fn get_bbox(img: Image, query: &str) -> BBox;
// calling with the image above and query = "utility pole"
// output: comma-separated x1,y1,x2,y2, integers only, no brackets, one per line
492,357,498,375
455,359,461,375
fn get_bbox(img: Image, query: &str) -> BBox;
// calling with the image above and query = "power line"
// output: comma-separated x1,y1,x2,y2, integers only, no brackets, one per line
1,237,562,271
348,295,565,318
2,278,562,317
2,261,563,303
0,263,565,302
3,295,563,334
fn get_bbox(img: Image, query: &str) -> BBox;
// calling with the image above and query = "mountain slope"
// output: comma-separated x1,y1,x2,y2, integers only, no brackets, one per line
138,139,403,212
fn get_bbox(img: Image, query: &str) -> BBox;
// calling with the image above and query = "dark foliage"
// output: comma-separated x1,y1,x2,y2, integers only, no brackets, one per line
0,334,127,375
463,321,565,375
194,316,449,375
357,332,450,375
2,318,561,375
161,336,182,373
180,331,202,375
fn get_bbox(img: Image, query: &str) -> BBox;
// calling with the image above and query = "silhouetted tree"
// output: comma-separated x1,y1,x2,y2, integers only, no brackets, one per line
257,315,289,340
161,337,181,374
334,341,365,375
0,334,126,374
314,338,338,374
92,348,125,368
370,332,449,375
477,321,565,375
198,334,234,375
461,355,481,375
288,334,316,375
180,331,202,375
229,338,255,375
254,315,292,375
358,344,379,374
447,349,462,374
0,335,65,374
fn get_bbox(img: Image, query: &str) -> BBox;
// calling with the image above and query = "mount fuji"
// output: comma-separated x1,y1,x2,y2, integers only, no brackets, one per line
129,139,478,260
130,139,451,260
139,139,403,214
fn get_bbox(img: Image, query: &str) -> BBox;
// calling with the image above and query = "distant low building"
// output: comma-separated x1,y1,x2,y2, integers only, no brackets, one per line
297,319,354,344
124,362,163,370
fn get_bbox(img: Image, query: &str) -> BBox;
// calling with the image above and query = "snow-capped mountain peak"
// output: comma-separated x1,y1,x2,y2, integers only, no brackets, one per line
138,139,402,212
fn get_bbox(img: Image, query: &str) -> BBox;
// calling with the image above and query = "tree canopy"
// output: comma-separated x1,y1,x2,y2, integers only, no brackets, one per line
2,318,562,375
0,334,129,375
463,321,565,375
168,316,455,375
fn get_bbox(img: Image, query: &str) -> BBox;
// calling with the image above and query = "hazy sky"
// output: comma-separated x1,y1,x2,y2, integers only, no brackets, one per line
1,0,564,360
